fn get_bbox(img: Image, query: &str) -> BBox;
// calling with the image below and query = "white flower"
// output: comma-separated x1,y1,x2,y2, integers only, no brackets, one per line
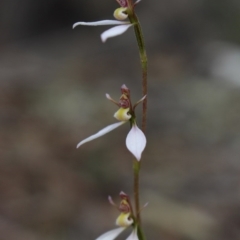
72,0,145,43
95,192,139,240
76,86,146,161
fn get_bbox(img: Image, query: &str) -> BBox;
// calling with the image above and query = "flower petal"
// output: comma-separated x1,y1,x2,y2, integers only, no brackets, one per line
133,95,147,110
126,228,138,240
101,24,132,42
106,93,119,106
126,124,146,161
76,122,126,148
114,7,128,21
114,108,131,121
96,227,126,240
116,212,133,227
73,20,129,28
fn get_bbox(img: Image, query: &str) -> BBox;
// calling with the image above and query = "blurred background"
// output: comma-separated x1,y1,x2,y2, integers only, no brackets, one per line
1,0,240,239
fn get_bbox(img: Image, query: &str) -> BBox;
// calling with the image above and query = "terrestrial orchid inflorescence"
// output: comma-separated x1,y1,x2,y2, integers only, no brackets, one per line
73,0,141,42
74,0,148,239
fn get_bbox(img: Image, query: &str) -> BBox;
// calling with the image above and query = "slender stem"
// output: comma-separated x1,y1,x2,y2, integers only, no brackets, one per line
133,160,141,222
128,12,148,134
137,224,146,240
127,2,148,240
126,1,148,239
133,160,146,240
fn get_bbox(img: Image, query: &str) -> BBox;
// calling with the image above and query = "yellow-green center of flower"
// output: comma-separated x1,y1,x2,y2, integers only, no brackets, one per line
116,212,133,227
114,107,131,121
113,7,128,20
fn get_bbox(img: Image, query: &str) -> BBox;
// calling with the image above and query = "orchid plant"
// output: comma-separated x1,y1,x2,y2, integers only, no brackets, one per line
74,0,148,240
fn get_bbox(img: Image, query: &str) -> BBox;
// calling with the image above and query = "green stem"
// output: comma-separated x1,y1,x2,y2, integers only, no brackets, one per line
126,0,148,239
128,10,148,134
137,224,146,240
127,2,148,239
133,160,146,240
133,160,141,223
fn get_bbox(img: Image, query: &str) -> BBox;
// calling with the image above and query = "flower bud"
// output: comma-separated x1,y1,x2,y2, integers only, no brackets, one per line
114,7,128,21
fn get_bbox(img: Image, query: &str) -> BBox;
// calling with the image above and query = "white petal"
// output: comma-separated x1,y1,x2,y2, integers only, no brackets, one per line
133,95,147,109
73,20,129,28
96,227,126,240
101,24,132,42
106,93,119,106
126,228,139,240
76,122,126,148
126,124,146,161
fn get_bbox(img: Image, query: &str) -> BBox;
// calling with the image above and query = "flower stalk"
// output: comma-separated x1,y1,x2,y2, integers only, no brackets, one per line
126,1,148,239
126,0,148,133
133,159,141,223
